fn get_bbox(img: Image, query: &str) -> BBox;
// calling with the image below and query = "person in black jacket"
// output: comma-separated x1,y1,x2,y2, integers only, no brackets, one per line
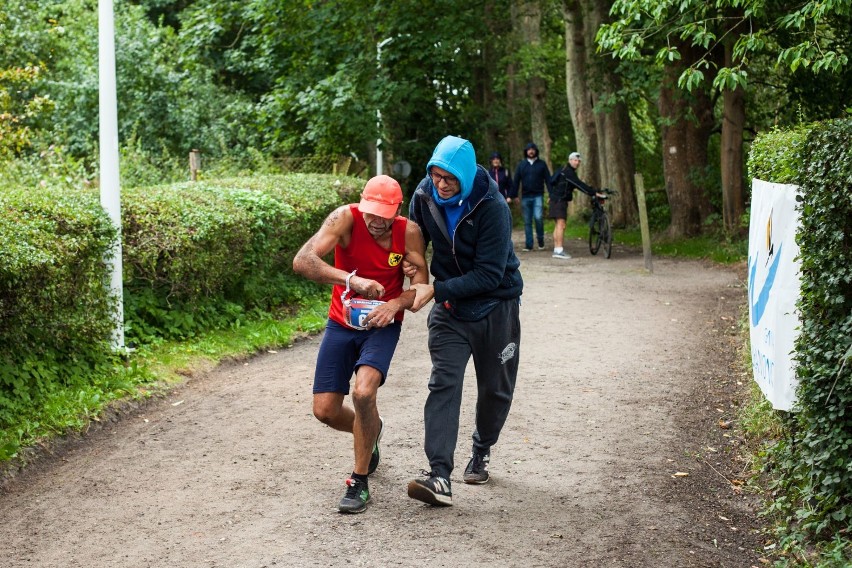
405,135,523,507
549,151,596,259
487,151,513,202
511,142,551,251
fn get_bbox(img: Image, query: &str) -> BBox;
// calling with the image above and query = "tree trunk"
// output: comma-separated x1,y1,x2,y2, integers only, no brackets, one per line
586,0,637,227
562,0,599,184
507,1,526,169
519,0,552,168
599,99,638,227
721,40,746,235
658,46,715,237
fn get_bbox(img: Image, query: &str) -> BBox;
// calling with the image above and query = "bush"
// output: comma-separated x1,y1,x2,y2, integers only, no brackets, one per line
750,119,852,562
0,186,118,428
0,172,362,434
121,173,362,342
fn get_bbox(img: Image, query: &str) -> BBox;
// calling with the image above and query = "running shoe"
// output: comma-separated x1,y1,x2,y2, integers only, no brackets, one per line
338,477,370,514
407,470,453,506
463,451,491,484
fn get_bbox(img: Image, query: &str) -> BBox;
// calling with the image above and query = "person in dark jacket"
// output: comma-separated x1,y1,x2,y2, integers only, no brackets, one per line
511,142,551,251
487,151,513,202
405,135,523,507
549,151,596,259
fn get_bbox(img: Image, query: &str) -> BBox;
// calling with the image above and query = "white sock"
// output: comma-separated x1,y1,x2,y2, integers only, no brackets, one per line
554,247,563,254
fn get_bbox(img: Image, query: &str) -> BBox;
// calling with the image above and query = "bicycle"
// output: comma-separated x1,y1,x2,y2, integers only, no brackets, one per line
588,188,616,258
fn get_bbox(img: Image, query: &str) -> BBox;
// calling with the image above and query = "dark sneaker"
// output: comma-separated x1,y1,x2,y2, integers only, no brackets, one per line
368,417,384,475
407,471,453,506
463,452,490,484
338,477,370,514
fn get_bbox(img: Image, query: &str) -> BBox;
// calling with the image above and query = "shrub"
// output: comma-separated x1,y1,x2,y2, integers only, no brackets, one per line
121,173,361,342
751,119,852,561
0,186,118,427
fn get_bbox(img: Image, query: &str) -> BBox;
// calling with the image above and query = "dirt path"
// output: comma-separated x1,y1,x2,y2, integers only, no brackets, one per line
0,236,766,567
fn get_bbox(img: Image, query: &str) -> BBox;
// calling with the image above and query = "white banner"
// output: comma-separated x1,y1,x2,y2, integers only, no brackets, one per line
747,179,802,411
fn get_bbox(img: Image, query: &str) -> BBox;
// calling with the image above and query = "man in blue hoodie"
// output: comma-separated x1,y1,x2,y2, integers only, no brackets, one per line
405,135,523,507
511,142,552,251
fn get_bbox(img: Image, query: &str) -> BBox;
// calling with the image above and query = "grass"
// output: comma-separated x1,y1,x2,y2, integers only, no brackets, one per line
135,296,328,384
543,216,748,264
0,294,328,465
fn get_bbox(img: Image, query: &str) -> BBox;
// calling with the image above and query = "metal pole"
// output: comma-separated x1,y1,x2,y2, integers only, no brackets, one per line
376,37,396,176
99,0,125,349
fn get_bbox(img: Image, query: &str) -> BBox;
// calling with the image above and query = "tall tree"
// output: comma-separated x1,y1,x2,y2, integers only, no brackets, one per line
598,0,852,235
561,0,600,186
516,0,553,167
560,0,637,226
586,0,637,227
721,27,746,234
658,44,716,236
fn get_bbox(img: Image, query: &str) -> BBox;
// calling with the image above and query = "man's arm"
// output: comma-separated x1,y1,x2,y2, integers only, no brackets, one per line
361,219,430,327
292,205,386,298
543,162,553,191
565,168,595,196
401,221,433,312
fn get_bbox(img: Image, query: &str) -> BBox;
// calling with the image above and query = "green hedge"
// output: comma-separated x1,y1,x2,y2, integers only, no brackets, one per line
0,173,361,429
749,119,852,547
121,174,360,341
0,187,118,426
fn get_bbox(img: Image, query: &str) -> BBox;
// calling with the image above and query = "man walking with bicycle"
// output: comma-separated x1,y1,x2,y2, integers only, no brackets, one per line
550,151,596,259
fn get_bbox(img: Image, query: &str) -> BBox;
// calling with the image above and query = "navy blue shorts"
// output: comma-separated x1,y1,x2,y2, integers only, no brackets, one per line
313,319,402,394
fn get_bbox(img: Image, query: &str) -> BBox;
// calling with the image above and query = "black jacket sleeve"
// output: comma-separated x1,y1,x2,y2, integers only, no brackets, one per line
560,166,595,196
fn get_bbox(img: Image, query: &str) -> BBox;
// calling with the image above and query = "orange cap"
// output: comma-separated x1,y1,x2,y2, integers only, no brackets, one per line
359,175,403,219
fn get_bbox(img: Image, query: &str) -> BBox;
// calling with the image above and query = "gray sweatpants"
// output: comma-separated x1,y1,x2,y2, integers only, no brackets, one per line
423,298,521,479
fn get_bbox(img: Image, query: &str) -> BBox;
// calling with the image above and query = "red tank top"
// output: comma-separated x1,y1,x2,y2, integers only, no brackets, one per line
328,204,408,327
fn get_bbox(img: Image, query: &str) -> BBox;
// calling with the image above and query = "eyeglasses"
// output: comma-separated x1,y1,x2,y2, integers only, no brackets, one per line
430,170,458,186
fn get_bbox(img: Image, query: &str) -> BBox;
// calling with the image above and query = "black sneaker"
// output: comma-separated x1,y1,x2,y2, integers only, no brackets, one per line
368,417,384,475
463,451,490,484
407,471,452,506
338,477,370,514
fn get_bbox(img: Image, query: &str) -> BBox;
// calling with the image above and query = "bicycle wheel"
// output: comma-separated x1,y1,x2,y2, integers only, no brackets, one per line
589,210,603,255
601,213,613,258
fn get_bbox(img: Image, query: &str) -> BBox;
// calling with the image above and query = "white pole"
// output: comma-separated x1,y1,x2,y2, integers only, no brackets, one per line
99,0,124,350
376,37,394,177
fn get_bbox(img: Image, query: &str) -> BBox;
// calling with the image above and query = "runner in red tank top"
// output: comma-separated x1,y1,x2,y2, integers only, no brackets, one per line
293,175,428,514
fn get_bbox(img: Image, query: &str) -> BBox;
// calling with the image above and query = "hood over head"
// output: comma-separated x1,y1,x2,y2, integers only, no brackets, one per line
524,142,539,158
426,135,477,203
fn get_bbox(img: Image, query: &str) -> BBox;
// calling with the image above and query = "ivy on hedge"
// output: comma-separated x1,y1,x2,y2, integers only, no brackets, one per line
750,119,852,543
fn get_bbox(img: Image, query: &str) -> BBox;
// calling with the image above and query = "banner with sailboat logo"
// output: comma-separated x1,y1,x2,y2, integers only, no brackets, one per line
747,179,802,411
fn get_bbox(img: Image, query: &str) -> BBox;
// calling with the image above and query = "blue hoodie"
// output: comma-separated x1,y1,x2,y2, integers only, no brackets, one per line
426,136,477,238
426,136,477,202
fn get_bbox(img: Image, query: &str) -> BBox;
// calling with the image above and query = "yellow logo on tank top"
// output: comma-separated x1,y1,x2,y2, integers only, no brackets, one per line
388,252,403,267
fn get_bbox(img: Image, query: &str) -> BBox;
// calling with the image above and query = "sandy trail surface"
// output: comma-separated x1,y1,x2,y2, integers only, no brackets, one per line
0,235,765,567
